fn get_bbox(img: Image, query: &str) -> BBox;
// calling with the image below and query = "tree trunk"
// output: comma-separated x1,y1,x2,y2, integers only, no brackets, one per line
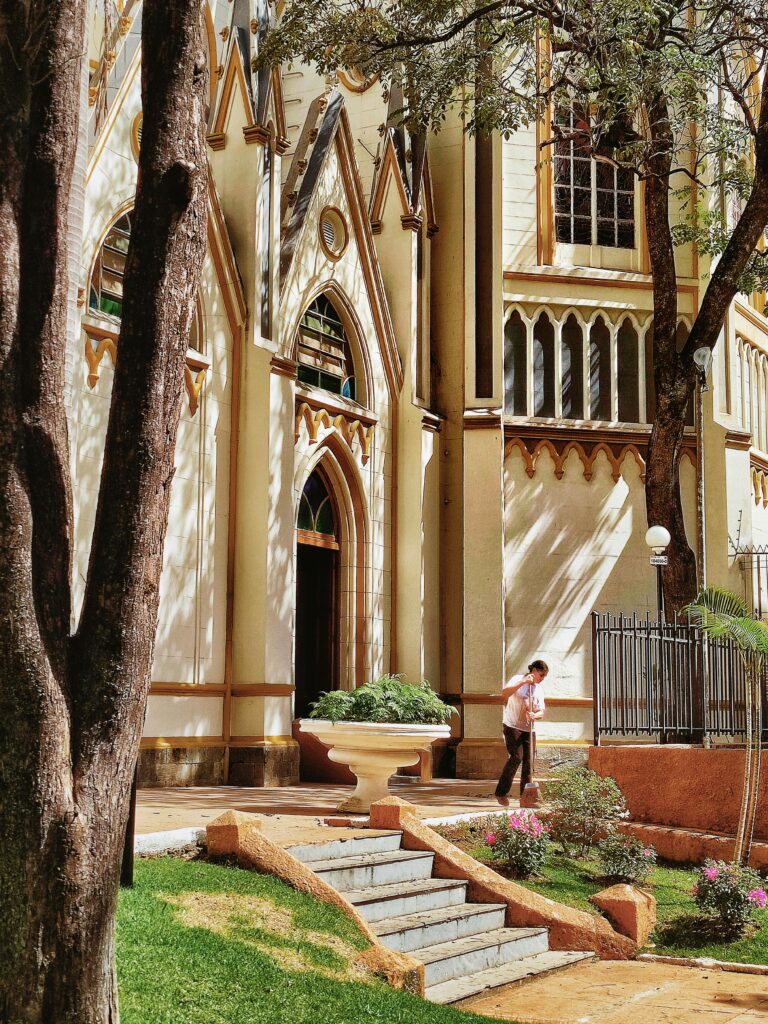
0,1,209,1020
642,96,698,611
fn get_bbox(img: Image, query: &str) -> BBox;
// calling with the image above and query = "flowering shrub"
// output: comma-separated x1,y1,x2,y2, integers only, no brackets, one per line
483,810,552,877
692,860,767,930
597,833,656,884
546,767,629,857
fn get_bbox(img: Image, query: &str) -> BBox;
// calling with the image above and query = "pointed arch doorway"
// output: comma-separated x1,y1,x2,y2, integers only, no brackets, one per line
294,467,355,782
295,468,339,719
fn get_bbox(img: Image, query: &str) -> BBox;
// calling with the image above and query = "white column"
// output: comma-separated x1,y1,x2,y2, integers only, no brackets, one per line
610,319,619,421
638,323,647,423
526,317,534,417
583,320,592,420
554,316,564,418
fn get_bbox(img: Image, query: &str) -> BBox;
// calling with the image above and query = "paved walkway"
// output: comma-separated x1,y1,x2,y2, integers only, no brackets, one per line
462,961,768,1023
136,777,504,833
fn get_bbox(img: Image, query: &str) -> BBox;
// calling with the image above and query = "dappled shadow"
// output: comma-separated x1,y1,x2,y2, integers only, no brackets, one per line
657,912,751,947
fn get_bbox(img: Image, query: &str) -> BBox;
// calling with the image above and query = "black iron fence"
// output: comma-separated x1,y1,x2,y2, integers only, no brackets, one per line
592,611,768,744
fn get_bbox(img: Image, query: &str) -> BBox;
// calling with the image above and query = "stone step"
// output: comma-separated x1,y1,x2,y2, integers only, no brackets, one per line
425,949,595,1004
411,926,550,987
344,877,469,923
373,902,508,953
285,831,402,865
310,848,435,891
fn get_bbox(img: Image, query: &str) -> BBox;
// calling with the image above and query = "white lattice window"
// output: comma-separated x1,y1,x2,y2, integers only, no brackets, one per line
554,104,635,250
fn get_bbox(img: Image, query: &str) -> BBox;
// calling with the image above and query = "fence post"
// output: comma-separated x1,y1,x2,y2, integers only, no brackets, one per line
592,612,600,745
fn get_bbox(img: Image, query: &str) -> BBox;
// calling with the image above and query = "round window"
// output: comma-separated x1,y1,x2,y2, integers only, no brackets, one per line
318,207,348,261
337,67,378,93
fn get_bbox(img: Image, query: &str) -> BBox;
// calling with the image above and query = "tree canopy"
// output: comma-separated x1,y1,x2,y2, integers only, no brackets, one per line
260,0,768,609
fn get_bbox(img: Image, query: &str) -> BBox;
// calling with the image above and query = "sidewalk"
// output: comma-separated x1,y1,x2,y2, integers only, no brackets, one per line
136,777,504,835
462,960,768,1023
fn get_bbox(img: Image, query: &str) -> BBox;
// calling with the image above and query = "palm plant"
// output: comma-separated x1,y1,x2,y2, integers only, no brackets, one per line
684,587,768,865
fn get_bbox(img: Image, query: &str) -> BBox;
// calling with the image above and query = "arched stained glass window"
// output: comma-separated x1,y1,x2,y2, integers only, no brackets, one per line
617,318,640,422
533,313,555,417
504,310,527,415
589,316,612,420
297,295,357,400
89,212,132,318
297,471,337,538
561,314,584,419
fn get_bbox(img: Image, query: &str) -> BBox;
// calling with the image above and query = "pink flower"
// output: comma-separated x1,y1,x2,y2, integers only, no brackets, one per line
703,866,719,881
748,888,767,908
486,832,497,846
643,848,653,859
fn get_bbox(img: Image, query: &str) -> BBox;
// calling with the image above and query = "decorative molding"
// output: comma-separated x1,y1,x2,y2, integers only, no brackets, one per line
400,214,422,233
421,410,443,433
464,409,503,430
243,122,272,146
504,268,699,299
150,684,226,696
296,393,376,466
270,354,299,379
83,322,210,416
726,428,753,451
184,349,211,416
83,325,118,388
231,683,295,697
207,132,226,151
504,423,697,484
735,299,768,340
445,692,593,708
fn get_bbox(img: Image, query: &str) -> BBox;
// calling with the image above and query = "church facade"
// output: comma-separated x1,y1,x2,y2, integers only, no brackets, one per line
73,0,768,787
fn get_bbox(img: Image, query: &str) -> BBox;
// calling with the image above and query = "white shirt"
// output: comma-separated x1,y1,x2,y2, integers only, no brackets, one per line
502,674,546,732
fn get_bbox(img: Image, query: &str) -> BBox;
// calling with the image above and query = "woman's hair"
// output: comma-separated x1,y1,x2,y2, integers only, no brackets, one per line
528,659,549,674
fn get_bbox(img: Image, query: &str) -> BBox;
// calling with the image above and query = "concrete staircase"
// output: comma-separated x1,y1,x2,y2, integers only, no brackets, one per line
286,830,593,1004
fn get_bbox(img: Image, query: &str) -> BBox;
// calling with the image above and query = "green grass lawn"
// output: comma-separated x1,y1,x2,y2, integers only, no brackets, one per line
117,858,511,1024
458,839,768,964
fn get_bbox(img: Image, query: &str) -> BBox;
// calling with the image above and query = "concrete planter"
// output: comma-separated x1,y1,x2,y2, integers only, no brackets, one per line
299,719,451,812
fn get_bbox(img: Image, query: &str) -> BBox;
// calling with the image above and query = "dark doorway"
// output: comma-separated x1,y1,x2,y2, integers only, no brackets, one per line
295,542,337,718
293,469,353,782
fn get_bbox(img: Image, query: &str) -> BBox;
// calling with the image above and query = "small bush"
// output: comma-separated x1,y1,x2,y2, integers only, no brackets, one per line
598,833,656,884
483,810,552,878
546,767,628,857
692,860,767,931
309,676,455,725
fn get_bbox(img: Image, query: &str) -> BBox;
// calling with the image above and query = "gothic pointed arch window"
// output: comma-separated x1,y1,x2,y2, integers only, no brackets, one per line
617,318,640,422
504,309,527,415
297,470,338,546
533,312,555,417
296,294,357,401
89,212,132,319
88,208,204,353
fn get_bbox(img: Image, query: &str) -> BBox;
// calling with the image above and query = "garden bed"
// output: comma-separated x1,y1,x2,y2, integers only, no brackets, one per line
117,857,509,1024
434,818,768,965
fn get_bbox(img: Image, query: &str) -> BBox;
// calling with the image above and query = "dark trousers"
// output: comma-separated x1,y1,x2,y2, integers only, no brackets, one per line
494,725,532,798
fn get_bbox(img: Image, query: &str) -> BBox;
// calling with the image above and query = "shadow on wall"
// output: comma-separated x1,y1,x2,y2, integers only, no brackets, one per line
503,444,696,692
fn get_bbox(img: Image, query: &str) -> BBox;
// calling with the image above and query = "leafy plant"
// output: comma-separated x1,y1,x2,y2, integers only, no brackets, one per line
309,676,455,726
684,588,768,865
484,811,552,878
546,767,628,858
598,833,656,885
692,860,766,932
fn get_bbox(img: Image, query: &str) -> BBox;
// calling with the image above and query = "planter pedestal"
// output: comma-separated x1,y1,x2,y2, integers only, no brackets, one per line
299,720,451,812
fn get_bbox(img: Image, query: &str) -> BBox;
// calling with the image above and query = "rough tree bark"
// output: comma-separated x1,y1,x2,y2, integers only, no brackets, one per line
644,74,768,612
0,1,208,1021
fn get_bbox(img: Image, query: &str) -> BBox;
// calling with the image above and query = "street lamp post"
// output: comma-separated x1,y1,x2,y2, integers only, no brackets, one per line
645,525,671,622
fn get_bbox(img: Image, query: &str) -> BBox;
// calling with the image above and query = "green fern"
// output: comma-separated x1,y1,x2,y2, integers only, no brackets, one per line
309,675,455,725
